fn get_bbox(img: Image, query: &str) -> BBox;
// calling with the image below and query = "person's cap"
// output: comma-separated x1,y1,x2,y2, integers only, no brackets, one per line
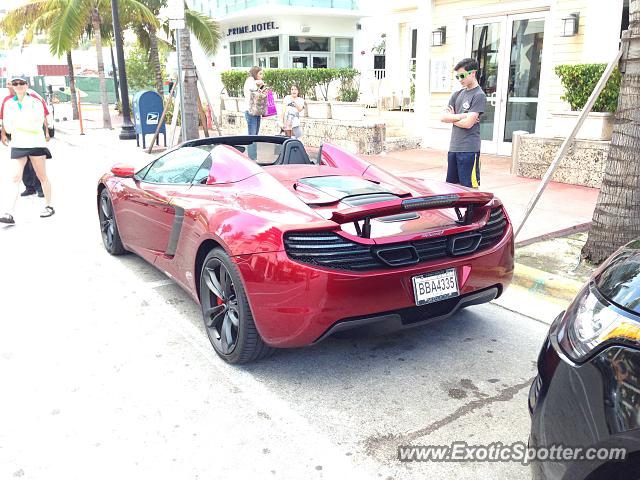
9,74,29,83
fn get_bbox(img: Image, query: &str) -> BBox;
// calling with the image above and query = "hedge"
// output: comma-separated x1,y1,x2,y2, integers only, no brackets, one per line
221,68,361,101
554,63,620,113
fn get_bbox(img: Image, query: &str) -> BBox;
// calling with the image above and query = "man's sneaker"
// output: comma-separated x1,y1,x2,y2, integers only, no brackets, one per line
20,189,36,197
0,213,15,224
37,190,44,198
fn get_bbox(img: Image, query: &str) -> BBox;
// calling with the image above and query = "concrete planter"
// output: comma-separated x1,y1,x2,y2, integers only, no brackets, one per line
305,100,332,119
330,101,365,121
551,111,614,141
222,97,239,112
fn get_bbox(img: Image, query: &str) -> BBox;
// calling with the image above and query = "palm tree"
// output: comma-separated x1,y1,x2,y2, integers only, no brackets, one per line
131,1,221,98
45,0,157,129
582,1,640,263
0,0,79,120
175,7,221,140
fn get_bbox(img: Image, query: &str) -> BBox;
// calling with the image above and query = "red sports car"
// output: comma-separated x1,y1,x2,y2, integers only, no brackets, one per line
98,136,514,363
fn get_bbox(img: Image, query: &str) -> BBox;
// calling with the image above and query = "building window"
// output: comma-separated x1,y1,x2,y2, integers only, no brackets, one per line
410,29,417,68
289,36,330,52
230,40,254,68
335,38,353,67
256,36,279,53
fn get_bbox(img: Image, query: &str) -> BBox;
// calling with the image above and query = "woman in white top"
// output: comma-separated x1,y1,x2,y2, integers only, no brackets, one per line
243,66,264,160
243,66,265,134
0,74,53,224
281,84,305,139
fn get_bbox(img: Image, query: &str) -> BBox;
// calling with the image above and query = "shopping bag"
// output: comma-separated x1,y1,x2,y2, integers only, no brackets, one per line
248,89,267,116
263,90,277,117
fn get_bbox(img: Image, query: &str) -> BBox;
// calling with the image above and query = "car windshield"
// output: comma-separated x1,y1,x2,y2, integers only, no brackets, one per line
195,140,282,166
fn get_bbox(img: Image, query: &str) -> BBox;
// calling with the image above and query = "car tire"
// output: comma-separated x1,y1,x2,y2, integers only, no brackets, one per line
98,188,126,255
199,248,274,364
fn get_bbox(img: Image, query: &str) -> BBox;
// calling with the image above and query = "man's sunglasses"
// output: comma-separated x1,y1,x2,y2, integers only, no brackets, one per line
11,81,27,86
455,70,476,80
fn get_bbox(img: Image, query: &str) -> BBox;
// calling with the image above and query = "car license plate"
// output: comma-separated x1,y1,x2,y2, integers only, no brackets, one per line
412,268,459,306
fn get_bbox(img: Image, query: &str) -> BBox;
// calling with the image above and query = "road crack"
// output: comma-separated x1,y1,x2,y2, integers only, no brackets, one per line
364,377,534,459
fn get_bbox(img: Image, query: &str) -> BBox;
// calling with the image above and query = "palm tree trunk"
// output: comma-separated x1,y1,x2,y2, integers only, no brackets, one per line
582,1,640,263
148,25,163,95
178,28,199,140
91,7,112,129
66,51,79,121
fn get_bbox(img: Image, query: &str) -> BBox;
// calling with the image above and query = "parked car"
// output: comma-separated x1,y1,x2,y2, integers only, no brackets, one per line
97,136,514,363
529,239,640,479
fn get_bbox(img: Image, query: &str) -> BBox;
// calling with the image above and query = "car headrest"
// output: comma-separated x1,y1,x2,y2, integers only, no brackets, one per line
278,138,312,165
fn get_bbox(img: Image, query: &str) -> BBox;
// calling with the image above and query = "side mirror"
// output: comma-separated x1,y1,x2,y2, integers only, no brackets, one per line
111,163,135,178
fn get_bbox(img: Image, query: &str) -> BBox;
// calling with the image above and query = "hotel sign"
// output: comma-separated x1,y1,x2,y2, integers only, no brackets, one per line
228,22,278,36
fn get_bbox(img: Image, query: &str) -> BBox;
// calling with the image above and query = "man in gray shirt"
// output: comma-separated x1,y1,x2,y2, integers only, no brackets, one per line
440,58,486,188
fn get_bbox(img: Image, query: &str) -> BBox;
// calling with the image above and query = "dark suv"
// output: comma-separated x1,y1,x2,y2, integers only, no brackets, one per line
529,239,640,479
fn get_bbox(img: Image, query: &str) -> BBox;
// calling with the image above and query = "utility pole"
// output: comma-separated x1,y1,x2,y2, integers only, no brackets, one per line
110,0,136,140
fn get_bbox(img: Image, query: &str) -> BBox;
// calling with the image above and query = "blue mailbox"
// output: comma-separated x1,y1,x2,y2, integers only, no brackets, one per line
132,90,166,148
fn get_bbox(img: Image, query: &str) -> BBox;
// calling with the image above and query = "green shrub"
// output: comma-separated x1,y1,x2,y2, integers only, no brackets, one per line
125,44,166,94
410,63,416,102
554,63,620,112
222,68,362,101
220,70,246,97
262,69,315,98
337,68,360,102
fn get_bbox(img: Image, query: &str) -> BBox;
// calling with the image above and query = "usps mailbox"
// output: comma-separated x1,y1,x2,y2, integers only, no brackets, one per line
132,90,166,148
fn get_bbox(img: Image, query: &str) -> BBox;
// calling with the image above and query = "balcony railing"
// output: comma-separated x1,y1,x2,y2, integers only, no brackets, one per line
215,0,359,16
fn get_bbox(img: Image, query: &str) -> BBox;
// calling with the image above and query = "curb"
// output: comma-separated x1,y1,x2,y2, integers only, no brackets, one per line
512,262,584,302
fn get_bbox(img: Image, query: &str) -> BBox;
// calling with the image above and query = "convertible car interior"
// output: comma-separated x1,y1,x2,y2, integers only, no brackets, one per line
183,136,316,167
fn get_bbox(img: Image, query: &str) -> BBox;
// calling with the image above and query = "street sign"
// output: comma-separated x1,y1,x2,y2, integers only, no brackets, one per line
167,0,185,30
169,19,185,30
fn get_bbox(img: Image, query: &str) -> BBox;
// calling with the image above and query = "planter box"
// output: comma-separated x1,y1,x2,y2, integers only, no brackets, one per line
222,97,238,112
330,102,366,121
551,111,614,141
305,100,332,119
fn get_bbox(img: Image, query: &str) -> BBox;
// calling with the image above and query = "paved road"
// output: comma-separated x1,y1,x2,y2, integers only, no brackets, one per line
0,135,550,479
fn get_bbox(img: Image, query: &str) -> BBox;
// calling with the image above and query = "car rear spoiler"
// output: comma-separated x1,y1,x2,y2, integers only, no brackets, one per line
330,192,494,238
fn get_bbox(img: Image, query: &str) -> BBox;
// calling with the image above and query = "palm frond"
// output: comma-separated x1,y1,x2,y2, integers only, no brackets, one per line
48,0,92,56
0,0,50,37
184,6,221,56
117,0,159,29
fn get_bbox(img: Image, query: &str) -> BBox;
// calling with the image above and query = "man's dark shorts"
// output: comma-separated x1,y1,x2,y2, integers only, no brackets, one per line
446,151,480,188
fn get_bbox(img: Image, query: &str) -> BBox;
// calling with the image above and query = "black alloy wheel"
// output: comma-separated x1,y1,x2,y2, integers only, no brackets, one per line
99,189,126,255
200,249,274,364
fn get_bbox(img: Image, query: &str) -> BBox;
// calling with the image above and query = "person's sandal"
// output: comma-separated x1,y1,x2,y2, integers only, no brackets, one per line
40,206,55,218
0,213,15,224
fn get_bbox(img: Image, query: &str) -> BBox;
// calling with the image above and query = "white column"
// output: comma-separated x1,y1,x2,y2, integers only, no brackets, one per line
384,19,402,104
414,1,432,147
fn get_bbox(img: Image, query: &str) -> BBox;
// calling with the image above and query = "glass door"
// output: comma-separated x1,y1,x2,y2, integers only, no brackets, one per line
501,15,546,154
468,18,507,154
467,12,547,155
291,55,309,68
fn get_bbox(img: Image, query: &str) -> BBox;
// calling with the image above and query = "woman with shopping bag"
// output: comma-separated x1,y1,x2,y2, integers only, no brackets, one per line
243,66,266,160
244,67,266,132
